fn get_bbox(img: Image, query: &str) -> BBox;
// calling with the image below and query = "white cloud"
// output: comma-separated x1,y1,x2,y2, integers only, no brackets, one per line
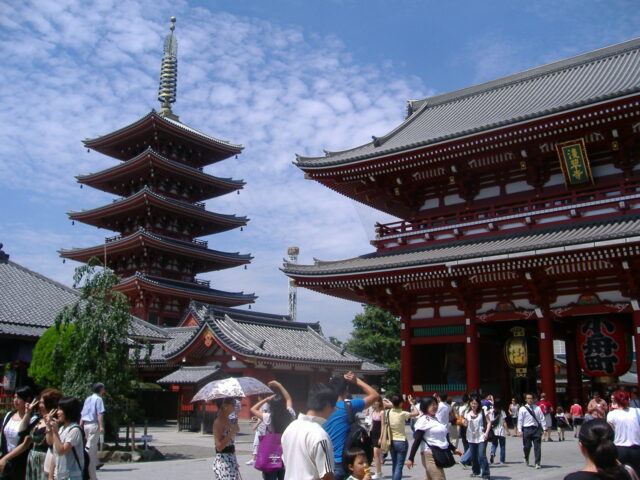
0,0,426,340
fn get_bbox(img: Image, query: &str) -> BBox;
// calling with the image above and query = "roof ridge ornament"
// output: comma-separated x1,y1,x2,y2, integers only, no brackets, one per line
158,17,179,120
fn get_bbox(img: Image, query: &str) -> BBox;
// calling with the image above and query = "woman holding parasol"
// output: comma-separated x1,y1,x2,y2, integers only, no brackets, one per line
191,376,274,480
212,397,241,479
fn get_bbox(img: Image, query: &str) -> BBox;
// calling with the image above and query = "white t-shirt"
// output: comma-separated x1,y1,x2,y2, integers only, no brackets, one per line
436,402,451,426
465,411,487,444
414,414,448,450
3,417,22,452
54,423,84,479
607,408,640,447
282,414,334,480
491,410,506,437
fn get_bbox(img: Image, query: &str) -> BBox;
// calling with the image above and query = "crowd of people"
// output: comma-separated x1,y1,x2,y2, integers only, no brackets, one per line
0,383,105,480
221,378,640,480
4,376,640,480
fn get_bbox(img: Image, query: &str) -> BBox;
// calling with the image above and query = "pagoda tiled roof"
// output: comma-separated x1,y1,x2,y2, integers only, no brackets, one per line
0,252,168,341
68,187,248,233
59,229,252,271
296,37,640,168
76,147,244,197
156,366,221,385
283,215,640,277
115,274,257,306
83,111,243,161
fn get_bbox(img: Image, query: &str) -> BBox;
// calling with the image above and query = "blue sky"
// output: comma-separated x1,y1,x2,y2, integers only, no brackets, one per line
0,0,638,340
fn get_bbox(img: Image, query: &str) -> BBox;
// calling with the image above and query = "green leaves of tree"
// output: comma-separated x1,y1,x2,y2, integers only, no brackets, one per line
344,304,400,393
30,260,134,420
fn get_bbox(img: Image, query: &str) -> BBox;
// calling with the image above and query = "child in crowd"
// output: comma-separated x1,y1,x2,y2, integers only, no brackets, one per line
345,447,373,480
556,406,570,441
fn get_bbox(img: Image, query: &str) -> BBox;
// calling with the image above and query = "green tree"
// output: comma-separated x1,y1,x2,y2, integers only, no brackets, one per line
54,260,135,428
28,323,75,389
344,304,400,393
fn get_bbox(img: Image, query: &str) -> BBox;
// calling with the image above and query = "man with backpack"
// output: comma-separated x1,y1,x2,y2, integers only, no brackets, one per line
323,372,378,480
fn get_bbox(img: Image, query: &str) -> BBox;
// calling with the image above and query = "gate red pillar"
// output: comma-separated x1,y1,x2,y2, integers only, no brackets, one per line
564,330,581,404
537,310,556,406
632,303,640,393
465,316,480,392
400,315,412,396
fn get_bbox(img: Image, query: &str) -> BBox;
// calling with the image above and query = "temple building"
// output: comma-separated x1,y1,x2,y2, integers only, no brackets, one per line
60,17,255,326
284,38,640,406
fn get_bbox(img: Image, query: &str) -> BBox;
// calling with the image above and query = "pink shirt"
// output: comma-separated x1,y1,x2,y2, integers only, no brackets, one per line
569,404,583,417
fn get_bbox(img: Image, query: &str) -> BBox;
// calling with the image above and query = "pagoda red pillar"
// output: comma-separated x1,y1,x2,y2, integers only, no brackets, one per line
400,316,412,395
632,304,640,393
537,310,556,406
465,316,480,392
564,331,581,404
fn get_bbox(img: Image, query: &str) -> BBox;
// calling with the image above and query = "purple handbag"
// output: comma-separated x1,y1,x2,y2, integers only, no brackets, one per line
254,433,284,472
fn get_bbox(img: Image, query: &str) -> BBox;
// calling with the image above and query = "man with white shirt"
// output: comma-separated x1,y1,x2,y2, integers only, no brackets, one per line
80,382,106,480
517,393,548,469
435,392,451,426
282,382,338,480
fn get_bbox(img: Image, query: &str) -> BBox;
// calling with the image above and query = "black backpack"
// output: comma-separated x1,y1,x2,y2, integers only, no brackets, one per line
343,400,372,464
69,425,91,480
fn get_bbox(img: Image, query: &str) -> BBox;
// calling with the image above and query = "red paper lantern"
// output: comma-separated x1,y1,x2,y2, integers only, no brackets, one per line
577,316,632,379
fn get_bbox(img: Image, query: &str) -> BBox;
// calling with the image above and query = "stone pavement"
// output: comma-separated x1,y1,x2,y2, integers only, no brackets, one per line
98,422,585,479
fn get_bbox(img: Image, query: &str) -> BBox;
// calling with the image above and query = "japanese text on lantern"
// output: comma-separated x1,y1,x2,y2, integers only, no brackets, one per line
556,138,594,187
580,318,618,374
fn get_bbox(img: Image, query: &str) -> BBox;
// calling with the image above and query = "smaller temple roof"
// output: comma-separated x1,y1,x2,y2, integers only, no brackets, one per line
143,301,385,372
156,365,220,385
197,304,366,367
145,326,199,363
284,215,640,277
0,252,79,338
296,37,640,168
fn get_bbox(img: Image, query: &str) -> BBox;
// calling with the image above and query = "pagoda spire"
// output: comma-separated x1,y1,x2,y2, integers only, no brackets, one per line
158,17,178,120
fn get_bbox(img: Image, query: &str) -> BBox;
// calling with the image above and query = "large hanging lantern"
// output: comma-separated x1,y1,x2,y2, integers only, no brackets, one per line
577,316,632,382
504,327,529,377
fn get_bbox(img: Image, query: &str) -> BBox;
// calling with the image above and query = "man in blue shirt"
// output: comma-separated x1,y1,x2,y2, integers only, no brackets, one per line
323,372,378,480
80,382,106,480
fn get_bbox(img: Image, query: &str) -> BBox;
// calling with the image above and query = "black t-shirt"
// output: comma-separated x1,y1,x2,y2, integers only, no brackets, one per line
564,470,631,480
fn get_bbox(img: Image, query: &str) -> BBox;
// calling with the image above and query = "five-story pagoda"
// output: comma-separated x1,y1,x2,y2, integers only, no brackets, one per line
60,18,256,326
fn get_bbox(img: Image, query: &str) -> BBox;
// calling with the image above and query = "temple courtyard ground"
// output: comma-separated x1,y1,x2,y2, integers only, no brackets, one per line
99,420,585,479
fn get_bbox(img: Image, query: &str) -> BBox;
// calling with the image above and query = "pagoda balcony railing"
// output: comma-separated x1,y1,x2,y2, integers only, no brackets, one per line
374,180,640,250
192,238,208,248
105,234,122,243
134,270,211,288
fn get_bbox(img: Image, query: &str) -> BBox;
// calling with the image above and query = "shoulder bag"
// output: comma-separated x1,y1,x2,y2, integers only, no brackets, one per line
421,431,456,469
380,409,392,453
255,413,286,472
524,405,543,438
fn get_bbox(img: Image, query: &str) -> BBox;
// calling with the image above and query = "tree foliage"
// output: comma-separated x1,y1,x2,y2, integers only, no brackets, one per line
28,323,75,389
53,261,134,416
344,304,400,393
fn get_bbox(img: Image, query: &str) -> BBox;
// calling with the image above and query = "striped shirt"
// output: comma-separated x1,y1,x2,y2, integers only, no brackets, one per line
282,413,334,480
